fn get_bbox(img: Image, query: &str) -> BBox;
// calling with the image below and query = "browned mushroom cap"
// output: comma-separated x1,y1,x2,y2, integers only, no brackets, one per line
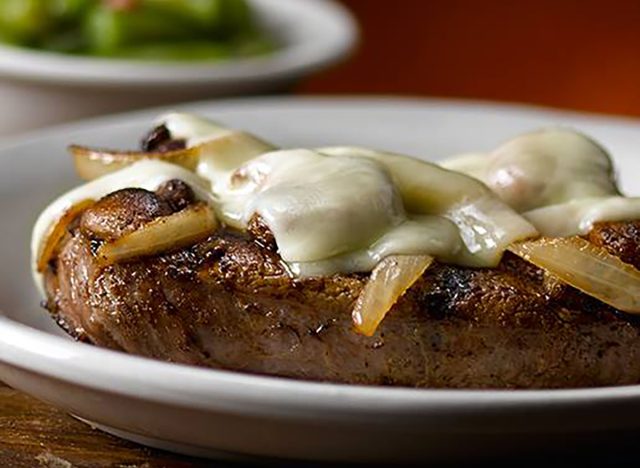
95,202,218,265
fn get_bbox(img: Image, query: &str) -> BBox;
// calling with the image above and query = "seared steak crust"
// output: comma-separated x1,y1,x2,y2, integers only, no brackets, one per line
42,186,640,389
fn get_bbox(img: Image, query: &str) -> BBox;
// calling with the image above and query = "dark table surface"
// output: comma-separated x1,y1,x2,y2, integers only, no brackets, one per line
4,378,640,468
0,382,217,467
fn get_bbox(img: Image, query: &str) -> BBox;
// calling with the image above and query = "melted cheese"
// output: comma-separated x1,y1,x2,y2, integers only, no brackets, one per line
157,112,231,147
211,149,407,262
289,215,463,276
442,129,640,236
318,147,538,266
159,113,536,271
31,160,213,292
204,145,537,273
524,197,640,237
32,116,640,287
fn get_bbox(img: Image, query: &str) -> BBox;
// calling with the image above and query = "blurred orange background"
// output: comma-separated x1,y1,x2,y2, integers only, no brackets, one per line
301,0,640,116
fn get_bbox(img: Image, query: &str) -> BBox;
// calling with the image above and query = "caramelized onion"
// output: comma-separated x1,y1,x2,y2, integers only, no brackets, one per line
353,255,434,336
37,199,95,272
508,237,640,313
70,144,200,181
70,131,274,181
96,202,217,264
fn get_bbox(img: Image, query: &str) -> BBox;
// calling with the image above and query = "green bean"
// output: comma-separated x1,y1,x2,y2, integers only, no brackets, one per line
84,5,196,54
218,0,254,35
50,0,93,23
111,41,232,61
103,37,273,61
234,36,276,57
0,0,54,44
140,0,226,33
0,0,274,61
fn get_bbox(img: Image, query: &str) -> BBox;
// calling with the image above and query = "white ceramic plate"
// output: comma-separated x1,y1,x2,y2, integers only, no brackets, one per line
2,97,640,463
0,0,355,88
0,0,356,135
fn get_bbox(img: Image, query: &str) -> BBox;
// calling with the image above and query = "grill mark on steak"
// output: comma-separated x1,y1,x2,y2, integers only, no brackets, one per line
39,185,640,388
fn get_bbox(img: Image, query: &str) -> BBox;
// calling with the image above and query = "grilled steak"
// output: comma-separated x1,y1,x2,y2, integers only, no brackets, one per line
39,181,640,389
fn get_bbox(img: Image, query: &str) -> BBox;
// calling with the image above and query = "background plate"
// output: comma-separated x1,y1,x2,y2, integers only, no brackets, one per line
2,97,640,463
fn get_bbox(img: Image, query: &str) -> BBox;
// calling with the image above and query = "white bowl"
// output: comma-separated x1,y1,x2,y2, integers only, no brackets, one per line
0,0,356,136
3,97,640,463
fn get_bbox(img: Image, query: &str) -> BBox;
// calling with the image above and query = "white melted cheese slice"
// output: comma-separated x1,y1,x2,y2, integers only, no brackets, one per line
41,116,640,284
442,128,640,236
31,113,539,281
159,113,537,271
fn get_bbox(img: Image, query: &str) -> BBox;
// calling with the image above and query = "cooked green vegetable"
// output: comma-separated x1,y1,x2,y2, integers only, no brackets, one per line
0,0,275,61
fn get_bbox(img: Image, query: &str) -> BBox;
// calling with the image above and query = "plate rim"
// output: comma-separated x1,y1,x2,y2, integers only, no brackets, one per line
4,316,640,416
3,96,640,418
4,94,640,148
